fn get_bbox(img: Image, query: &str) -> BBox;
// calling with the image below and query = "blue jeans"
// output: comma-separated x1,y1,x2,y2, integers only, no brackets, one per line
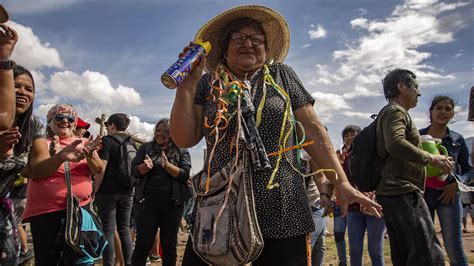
95,193,133,266
333,205,347,265
310,202,326,266
347,211,385,266
424,188,468,266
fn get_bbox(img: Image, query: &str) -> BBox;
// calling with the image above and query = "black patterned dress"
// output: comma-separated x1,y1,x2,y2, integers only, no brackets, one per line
195,63,315,239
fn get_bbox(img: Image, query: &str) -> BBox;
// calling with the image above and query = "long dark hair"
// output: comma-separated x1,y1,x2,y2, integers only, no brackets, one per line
152,118,180,161
13,65,35,156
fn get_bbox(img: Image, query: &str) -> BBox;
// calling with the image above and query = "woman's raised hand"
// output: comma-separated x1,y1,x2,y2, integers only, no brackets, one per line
177,42,207,91
83,135,102,157
0,24,18,60
161,151,170,168
144,154,153,169
49,135,61,156
57,139,84,162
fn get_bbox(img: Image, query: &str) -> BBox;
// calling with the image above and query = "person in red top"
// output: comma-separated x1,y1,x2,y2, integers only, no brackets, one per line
23,103,104,266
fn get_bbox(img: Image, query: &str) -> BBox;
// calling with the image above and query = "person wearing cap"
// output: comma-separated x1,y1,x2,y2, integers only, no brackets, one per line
169,5,382,265
95,113,135,266
74,117,91,138
0,6,18,131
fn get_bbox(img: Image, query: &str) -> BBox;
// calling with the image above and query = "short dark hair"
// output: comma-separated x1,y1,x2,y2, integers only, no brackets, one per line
341,125,361,139
218,17,267,60
429,95,455,122
382,69,417,100
107,113,130,131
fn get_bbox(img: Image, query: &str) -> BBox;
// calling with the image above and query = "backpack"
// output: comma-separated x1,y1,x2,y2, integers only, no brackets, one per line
191,144,264,265
348,114,384,192
109,135,138,189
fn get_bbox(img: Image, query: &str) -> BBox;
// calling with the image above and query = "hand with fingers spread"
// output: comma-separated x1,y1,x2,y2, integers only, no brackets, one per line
0,24,18,60
0,127,20,158
335,181,382,218
438,182,458,205
57,139,85,162
83,135,102,157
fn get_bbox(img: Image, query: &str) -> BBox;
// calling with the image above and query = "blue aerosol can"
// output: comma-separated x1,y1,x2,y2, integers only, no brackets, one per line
161,40,212,89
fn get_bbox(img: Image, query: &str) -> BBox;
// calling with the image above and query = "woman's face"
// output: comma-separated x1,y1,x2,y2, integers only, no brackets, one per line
225,26,267,76
14,74,35,116
49,112,76,138
343,131,357,147
154,123,170,147
431,99,454,126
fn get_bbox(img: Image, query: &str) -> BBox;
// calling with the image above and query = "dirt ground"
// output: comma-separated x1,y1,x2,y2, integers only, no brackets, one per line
24,215,474,265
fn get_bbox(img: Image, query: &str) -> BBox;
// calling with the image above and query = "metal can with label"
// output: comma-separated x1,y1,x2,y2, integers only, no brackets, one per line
161,40,212,89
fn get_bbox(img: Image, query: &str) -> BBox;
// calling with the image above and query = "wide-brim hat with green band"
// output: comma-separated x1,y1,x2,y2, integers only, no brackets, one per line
195,5,290,73
0,5,9,23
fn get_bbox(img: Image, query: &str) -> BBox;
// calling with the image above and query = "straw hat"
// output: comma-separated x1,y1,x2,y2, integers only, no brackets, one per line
195,5,290,73
0,5,9,23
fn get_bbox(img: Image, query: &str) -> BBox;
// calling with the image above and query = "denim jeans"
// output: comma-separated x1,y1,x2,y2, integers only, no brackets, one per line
347,211,385,266
95,193,133,266
333,205,347,265
310,202,326,266
424,188,468,266
377,191,445,266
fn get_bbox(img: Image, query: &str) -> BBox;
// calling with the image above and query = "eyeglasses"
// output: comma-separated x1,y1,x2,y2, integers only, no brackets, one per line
230,32,265,46
54,114,75,123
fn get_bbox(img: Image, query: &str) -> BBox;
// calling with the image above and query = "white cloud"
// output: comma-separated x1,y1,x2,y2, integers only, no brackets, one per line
308,24,327,39
343,85,382,99
49,70,142,108
301,44,311,48
127,115,155,142
314,0,469,87
8,21,63,70
341,111,374,119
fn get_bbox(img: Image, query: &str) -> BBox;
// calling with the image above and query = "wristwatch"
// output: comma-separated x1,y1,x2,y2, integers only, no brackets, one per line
0,60,16,70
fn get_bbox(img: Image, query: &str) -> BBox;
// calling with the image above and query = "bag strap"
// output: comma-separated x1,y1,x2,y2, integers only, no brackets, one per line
63,162,83,254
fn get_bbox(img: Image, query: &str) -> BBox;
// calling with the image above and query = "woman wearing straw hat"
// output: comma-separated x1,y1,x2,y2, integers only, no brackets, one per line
170,5,382,265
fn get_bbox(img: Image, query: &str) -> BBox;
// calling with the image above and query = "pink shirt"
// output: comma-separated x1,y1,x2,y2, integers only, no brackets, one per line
23,137,93,222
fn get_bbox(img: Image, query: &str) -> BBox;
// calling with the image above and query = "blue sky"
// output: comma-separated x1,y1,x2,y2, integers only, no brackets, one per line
4,0,473,171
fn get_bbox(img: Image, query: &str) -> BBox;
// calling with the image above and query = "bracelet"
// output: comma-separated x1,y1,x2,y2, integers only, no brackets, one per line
0,59,16,70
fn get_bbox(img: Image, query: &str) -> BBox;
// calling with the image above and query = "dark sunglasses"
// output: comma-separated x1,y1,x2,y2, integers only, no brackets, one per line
230,32,265,46
54,114,75,123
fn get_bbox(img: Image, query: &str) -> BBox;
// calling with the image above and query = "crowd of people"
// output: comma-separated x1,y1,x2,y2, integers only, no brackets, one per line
1,4,473,266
